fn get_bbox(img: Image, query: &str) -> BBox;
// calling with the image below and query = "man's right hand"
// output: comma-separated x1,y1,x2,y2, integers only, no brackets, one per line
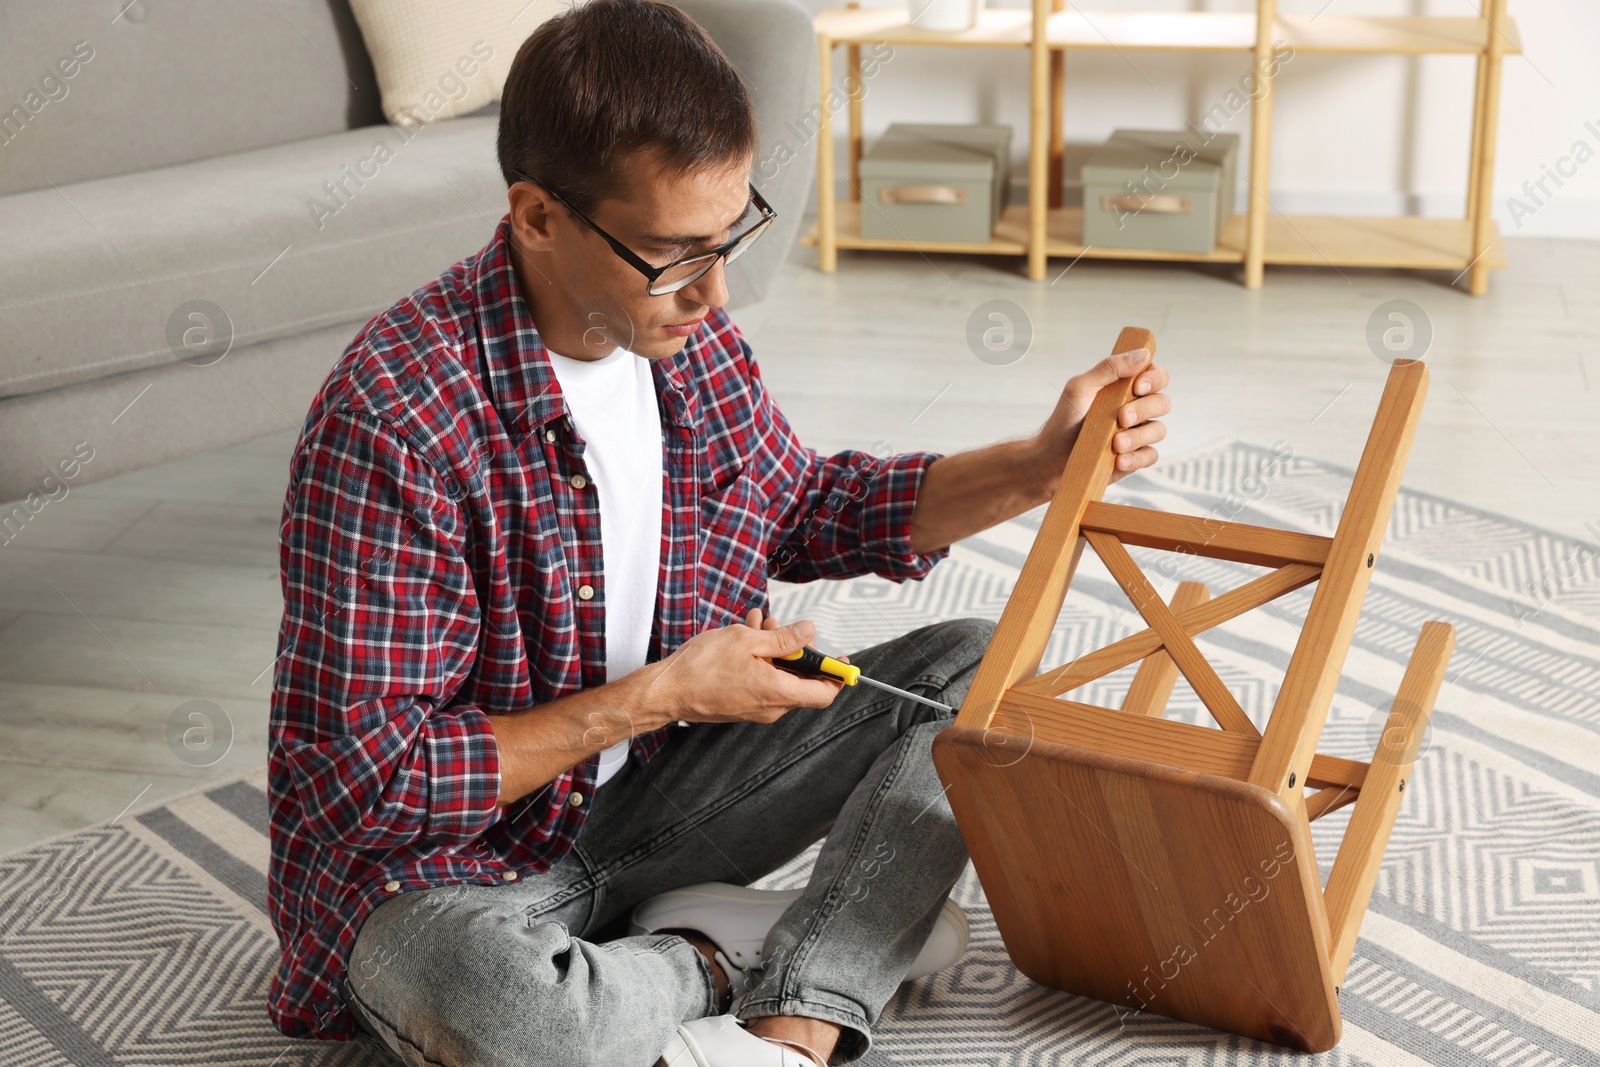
488,610,847,807
645,610,846,726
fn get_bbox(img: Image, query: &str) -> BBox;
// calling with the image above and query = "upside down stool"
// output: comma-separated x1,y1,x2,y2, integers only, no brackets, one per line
931,327,1455,1051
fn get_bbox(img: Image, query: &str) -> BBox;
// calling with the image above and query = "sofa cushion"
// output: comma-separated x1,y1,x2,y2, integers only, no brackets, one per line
0,115,507,400
348,0,567,126
0,0,382,196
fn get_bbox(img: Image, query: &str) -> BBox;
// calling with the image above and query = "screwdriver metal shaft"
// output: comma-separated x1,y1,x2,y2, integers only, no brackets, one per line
855,674,954,714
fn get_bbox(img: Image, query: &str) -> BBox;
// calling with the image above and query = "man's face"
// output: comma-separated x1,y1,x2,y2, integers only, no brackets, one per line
508,150,755,362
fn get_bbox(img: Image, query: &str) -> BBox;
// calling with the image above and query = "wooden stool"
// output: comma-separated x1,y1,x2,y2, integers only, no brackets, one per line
931,328,1454,1051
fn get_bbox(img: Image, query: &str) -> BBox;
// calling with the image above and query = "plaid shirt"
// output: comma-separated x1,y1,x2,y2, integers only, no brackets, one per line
267,215,949,1040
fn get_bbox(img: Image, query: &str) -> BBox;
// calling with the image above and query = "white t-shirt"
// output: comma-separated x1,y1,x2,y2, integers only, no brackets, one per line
544,344,664,788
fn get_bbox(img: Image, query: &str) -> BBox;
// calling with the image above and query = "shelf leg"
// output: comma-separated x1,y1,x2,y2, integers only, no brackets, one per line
846,2,862,203
1243,0,1278,290
817,34,837,274
1027,0,1049,280
1048,49,1064,211
1048,0,1065,212
1468,0,1508,297
1466,51,1487,224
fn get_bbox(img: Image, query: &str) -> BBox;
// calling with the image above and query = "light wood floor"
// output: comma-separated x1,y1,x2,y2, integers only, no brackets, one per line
3,238,1596,853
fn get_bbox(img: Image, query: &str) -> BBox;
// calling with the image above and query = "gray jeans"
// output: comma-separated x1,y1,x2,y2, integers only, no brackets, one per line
339,617,994,1067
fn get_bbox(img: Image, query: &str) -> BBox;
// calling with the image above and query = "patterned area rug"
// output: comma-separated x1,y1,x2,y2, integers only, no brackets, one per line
2,441,1597,1065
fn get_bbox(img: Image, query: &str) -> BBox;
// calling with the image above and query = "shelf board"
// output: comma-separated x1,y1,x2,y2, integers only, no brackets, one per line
1012,205,1244,262
1273,14,1522,55
1044,11,1254,52
816,7,1032,48
805,201,1028,254
815,8,1521,56
1242,213,1507,270
803,202,1507,271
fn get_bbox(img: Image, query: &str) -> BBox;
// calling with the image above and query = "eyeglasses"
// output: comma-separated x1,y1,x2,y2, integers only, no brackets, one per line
510,169,776,296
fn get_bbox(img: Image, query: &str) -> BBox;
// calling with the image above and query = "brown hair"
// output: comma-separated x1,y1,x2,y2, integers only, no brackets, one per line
497,0,758,216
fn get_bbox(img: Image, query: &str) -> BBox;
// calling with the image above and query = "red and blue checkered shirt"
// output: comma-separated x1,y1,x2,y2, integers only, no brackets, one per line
267,215,950,1040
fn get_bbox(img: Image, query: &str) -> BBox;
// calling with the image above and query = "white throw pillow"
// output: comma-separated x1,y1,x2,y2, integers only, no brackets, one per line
348,0,575,126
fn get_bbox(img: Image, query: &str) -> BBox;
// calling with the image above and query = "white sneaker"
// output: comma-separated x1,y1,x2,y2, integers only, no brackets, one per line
656,1014,824,1067
629,882,969,1005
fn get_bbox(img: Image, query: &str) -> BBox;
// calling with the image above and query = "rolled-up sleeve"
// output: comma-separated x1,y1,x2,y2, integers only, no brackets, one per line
271,408,502,854
738,342,950,584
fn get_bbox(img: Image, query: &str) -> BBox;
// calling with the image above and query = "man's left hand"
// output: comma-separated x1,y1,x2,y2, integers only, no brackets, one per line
1036,346,1171,482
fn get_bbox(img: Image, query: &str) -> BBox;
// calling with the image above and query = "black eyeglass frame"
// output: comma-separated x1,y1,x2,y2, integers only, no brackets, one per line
510,169,776,295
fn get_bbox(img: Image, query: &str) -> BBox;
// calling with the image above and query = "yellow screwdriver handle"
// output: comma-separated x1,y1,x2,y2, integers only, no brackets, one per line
773,646,861,685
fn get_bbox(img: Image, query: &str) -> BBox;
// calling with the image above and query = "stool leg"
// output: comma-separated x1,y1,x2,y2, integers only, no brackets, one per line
1324,622,1454,986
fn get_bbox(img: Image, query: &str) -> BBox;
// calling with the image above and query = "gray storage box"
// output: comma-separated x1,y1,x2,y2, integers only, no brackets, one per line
860,122,1012,244
1081,128,1240,254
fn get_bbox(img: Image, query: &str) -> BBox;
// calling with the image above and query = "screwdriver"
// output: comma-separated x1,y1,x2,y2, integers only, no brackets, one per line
771,646,954,714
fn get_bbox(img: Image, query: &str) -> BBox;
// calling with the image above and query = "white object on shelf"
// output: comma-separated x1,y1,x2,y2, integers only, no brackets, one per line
909,0,981,32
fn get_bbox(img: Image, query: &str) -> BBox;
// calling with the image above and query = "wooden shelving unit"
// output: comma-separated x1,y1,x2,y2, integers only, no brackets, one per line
802,1,1518,294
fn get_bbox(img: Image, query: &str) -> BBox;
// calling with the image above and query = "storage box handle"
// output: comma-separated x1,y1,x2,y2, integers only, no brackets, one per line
1100,193,1192,215
879,184,968,206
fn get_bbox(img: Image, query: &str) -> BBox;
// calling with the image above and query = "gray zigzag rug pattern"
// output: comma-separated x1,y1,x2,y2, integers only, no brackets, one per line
0,441,1595,1065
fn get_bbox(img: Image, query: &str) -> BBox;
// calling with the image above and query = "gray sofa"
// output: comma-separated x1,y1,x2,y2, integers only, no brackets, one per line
0,0,817,502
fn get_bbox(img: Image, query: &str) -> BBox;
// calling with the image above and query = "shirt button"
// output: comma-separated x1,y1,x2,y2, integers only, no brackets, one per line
569,791,585,807
503,870,519,881
577,583,594,600
570,473,588,489
384,880,400,892
544,429,556,442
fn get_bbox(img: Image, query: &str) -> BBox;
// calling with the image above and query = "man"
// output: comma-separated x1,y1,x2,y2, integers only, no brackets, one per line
266,1,1170,1064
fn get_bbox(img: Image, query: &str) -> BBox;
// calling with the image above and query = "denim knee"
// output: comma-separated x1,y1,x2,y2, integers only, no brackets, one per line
911,616,996,711
350,917,669,1067
942,616,997,663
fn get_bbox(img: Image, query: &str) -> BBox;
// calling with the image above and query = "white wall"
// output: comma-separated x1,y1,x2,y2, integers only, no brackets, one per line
799,0,1600,238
